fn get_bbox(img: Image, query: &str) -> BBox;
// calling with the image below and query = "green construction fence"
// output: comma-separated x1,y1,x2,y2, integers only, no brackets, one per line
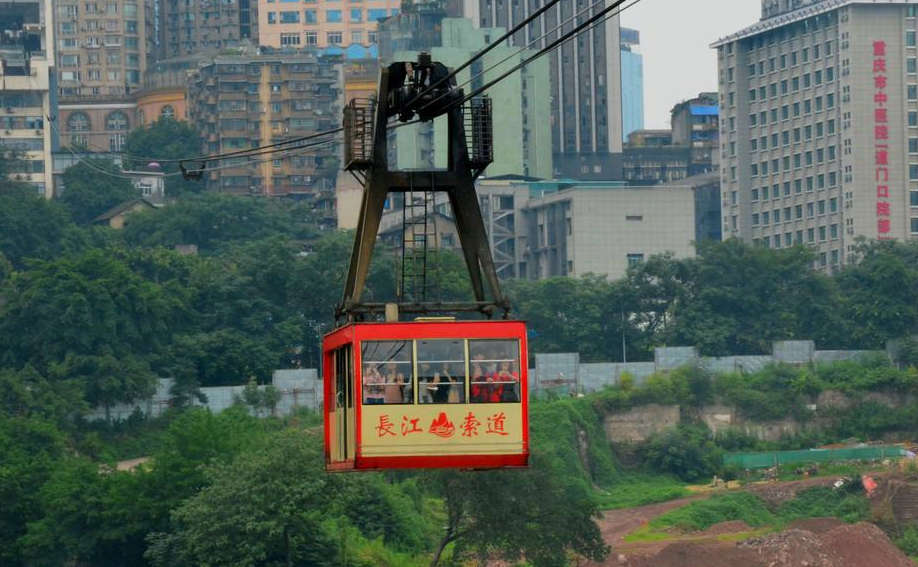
724,446,907,470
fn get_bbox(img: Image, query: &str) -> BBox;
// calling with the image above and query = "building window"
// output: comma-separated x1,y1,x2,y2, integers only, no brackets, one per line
305,31,317,45
106,110,128,131
304,9,317,23
280,32,300,45
67,112,91,131
912,218,918,234
327,31,342,44
911,191,918,207
280,10,299,23
109,134,125,152
911,165,918,181
908,31,917,48
267,11,276,23
160,105,175,119
368,8,386,20
626,253,644,267
326,9,341,22
351,30,363,44
350,8,362,21
910,86,918,101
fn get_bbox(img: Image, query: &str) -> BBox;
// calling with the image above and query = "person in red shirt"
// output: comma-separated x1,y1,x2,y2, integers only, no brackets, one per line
492,360,519,402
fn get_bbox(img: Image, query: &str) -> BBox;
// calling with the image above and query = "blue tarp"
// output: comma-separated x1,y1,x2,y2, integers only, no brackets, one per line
690,105,719,116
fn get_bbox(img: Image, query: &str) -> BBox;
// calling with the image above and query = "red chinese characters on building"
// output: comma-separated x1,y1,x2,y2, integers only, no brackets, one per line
873,40,892,238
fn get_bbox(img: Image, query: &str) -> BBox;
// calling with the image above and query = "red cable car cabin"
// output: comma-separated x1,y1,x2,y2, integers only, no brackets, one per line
323,319,529,471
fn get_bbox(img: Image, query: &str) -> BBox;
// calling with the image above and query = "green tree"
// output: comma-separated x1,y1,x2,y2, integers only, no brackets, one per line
836,240,918,348
0,365,86,425
506,275,617,362
19,457,155,567
0,251,11,285
159,330,277,389
59,159,137,225
123,118,202,197
0,416,66,566
666,240,847,355
145,430,342,567
0,185,74,268
640,424,723,483
123,194,318,252
427,455,608,567
0,249,190,373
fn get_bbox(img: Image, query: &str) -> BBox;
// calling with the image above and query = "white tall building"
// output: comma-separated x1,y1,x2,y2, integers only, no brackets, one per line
714,0,918,270
0,0,56,197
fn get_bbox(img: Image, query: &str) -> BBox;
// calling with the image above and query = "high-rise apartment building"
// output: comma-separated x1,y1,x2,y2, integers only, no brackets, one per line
187,49,342,211
621,27,644,142
160,0,257,58
54,0,155,98
380,16,552,179
0,0,56,197
715,0,918,270
459,0,624,180
256,0,398,48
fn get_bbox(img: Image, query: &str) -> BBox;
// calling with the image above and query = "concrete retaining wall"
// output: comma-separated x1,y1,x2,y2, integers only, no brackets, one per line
86,369,322,423
534,341,885,395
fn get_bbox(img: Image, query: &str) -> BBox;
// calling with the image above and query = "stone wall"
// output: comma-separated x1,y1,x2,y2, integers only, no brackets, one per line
534,341,884,395
603,389,905,444
86,369,322,422
604,404,681,443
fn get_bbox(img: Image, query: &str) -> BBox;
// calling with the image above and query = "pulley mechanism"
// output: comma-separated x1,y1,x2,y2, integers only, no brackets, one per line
387,53,463,123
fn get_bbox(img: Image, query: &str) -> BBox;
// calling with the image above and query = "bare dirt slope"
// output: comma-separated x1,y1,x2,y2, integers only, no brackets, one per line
588,475,912,567
593,522,913,567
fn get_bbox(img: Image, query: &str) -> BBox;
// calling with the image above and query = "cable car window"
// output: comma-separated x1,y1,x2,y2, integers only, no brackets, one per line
469,339,521,404
417,339,466,404
362,340,413,405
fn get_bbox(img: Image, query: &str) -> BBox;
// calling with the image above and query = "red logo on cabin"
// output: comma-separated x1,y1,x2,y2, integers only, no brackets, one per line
429,412,456,438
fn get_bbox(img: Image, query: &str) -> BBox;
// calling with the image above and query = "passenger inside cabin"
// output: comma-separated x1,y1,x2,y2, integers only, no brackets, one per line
383,362,405,404
442,362,462,403
471,353,501,403
363,364,384,404
493,360,519,402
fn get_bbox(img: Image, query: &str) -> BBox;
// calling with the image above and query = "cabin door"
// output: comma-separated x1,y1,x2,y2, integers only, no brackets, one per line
333,345,354,462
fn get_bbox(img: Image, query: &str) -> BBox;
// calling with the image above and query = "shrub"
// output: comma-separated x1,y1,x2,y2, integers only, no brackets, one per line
639,424,722,483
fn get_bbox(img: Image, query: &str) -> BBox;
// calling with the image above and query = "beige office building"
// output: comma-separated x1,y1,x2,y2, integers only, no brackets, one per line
715,0,918,270
0,0,55,197
523,186,697,281
256,0,398,48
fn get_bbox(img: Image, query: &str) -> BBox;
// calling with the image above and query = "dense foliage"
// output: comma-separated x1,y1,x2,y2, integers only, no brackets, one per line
3,145,918,565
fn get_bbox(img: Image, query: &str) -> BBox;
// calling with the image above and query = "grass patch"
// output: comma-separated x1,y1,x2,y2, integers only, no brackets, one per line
625,486,870,544
597,473,689,510
647,492,775,532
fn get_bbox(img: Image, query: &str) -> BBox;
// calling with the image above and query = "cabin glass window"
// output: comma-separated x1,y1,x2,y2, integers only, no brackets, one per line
469,340,521,403
417,339,466,404
362,341,413,405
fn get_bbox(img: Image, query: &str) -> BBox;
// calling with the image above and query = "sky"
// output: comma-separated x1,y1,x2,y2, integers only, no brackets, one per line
620,0,762,129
